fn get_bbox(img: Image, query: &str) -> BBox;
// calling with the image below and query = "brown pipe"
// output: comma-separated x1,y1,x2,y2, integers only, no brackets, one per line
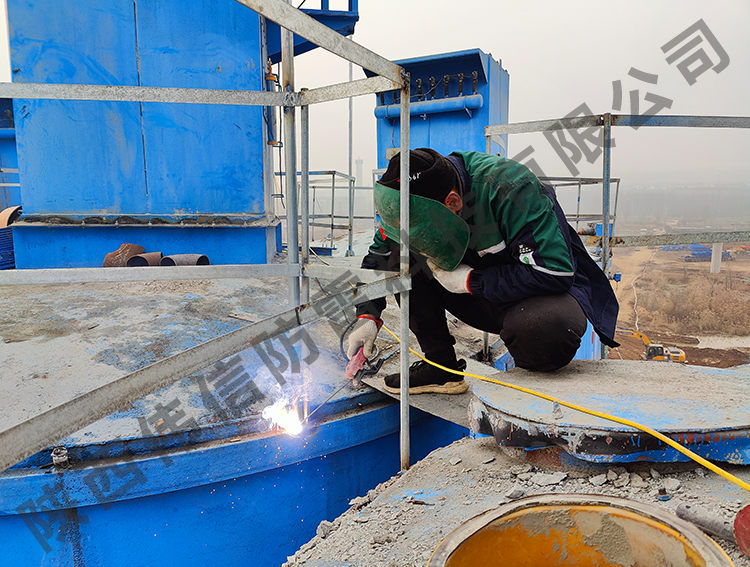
126,251,163,267
103,243,145,267
160,254,209,266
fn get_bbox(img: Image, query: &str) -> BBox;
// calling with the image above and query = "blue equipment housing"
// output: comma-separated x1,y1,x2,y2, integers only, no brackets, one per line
5,0,359,269
367,48,510,167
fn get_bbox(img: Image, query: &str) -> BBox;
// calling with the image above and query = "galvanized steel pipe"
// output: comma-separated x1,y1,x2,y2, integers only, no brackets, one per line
399,73,411,471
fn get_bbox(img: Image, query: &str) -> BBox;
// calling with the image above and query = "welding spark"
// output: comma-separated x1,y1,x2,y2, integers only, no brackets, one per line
262,399,303,436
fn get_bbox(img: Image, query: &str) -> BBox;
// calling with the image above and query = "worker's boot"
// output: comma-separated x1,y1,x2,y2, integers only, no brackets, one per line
383,358,468,395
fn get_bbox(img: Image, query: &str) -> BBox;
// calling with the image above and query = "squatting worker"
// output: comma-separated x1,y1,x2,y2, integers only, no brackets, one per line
347,148,619,395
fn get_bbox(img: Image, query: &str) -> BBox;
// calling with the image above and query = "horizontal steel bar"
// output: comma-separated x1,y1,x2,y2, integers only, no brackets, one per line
486,115,601,137
235,0,403,84
300,76,400,106
613,115,750,129
0,168,19,173
486,114,750,138
276,170,356,181
304,264,397,283
0,183,20,187
583,231,750,248
0,274,411,473
0,264,301,286
0,82,290,107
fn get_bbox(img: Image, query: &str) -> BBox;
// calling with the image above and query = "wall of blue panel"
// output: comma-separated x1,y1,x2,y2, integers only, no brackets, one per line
8,0,265,219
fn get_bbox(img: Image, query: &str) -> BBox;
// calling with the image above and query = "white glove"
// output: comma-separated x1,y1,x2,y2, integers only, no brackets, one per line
427,260,473,294
347,316,381,359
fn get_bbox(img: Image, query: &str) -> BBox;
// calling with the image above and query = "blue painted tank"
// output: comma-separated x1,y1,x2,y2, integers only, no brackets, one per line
0,312,467,567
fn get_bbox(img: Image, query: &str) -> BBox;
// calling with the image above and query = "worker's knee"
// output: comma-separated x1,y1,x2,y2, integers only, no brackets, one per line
501,294,587,372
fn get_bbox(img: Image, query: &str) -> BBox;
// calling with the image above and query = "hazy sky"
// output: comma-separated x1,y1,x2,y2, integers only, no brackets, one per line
0,1,748,192
294,0,750,188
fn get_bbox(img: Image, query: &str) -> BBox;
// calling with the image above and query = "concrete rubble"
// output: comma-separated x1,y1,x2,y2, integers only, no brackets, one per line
283,437,750,567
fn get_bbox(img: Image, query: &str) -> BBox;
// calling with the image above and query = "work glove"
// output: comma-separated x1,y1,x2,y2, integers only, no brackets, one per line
427,259,473,294
346,315,382,359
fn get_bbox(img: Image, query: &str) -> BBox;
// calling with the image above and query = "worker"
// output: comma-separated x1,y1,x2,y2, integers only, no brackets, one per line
347,148,619,394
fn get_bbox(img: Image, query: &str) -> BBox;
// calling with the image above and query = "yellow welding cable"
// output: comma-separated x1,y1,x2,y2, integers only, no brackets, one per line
305,248,750,492
380,323,750,494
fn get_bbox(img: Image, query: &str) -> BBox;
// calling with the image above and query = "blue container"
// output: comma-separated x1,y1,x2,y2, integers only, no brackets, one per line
367,48,510,166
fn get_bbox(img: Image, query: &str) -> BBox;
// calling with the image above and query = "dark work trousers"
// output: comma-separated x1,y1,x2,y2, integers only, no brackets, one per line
398,263,588,372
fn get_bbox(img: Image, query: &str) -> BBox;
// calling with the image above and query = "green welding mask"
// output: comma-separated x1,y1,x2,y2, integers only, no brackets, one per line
374,183,470,271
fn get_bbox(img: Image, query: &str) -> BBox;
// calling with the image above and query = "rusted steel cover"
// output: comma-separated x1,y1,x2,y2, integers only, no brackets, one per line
469,360,750,464
429,494,733,567
103,243,145,267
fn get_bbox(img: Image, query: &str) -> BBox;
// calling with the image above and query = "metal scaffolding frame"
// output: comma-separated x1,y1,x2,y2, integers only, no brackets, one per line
0,0,415,473
486,114,750,278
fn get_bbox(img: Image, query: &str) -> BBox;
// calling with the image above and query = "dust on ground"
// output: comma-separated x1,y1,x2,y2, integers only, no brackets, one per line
284,437,750,567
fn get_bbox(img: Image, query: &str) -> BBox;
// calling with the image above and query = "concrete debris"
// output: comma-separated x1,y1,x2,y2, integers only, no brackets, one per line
651,467,661,480
349,496,370,509
630,472,649,488
316,520,335,539
372,533,393,545
607,469,619,481
482,457,495,464
517,472,534,481
613,473,631,488
511,463,532,475
448,457,462,466
663,478,682,492
589,473,608,486
531,472,567,486
505,484,526,500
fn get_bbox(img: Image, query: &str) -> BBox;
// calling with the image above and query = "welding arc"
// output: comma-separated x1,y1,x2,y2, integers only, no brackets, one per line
379,323,750,494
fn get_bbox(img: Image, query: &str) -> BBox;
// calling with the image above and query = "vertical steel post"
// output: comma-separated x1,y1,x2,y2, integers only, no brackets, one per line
281,12,300,307
300,96,310,304
601,113,612,361
601,113,611,278
346,61,355,257
399,72,411,471
482,132,492,361
330,173,336,249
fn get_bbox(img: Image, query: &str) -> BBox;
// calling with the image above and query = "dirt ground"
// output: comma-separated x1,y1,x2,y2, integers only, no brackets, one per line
608,244,750,368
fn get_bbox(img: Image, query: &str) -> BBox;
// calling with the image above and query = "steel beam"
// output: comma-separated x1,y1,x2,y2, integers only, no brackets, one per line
0,264,299,286
613,115,750,129
299,76,400,106
304,264,395,283
485,115,600,137
234,0,403,84
0,82,289,106
0,275,411,473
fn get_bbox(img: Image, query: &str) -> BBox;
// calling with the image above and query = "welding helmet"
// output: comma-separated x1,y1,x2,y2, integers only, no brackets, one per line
374,182,470,271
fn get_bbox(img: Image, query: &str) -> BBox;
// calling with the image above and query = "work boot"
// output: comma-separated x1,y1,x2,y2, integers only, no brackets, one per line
384,358,469,395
